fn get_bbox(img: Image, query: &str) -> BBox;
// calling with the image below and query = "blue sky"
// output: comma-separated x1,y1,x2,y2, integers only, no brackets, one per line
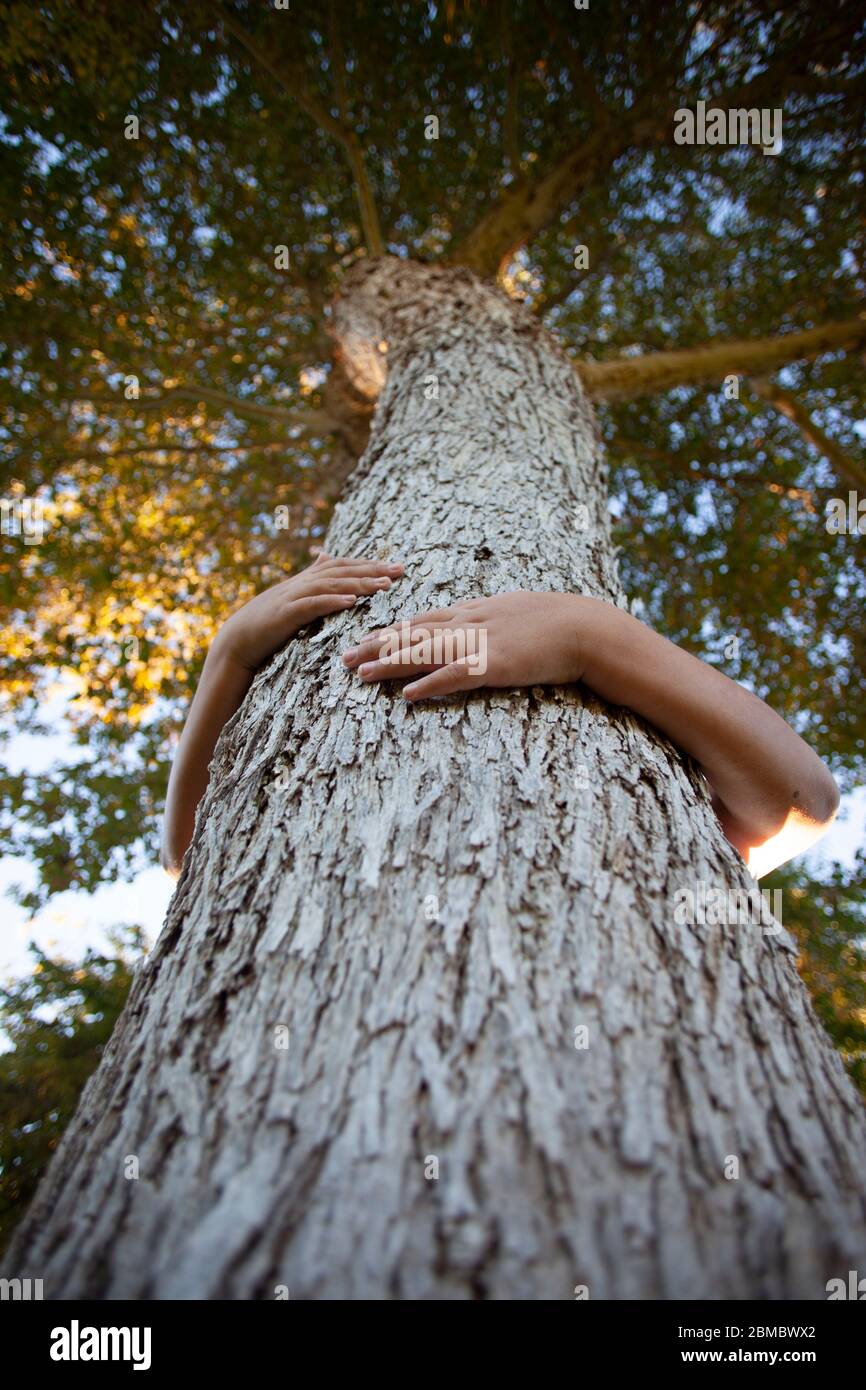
0,715,172,984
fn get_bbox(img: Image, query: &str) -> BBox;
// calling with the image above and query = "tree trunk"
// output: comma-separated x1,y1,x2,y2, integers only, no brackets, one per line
7,258,866,1300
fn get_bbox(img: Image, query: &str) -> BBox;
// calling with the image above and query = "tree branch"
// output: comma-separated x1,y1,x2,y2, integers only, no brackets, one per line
450,0,667,279
325,0,385,257
328,0,352,127
71,387,338,432
450,111,659,278
449,9,861,283
749,379,866,493
578,315,866,403
68,440,292,460
500,0,522,181
219,3,384,257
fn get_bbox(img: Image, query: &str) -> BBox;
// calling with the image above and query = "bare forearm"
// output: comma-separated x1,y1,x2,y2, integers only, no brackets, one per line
344,587,838,877
574,596,838,862
161,636,253,876
160,552,403,877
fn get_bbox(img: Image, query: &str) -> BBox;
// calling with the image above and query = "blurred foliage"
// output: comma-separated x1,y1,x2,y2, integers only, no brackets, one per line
767,852,866,1097
0,925,144,1254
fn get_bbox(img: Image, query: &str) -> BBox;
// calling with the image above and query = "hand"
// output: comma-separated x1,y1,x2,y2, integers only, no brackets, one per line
216,551,404,672
342,591,589,699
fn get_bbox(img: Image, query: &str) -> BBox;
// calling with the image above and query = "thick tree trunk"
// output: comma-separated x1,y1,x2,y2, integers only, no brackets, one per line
7,259,866,1300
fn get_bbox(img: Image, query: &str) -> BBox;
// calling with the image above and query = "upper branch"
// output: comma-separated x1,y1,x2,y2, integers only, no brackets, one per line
219,3,384,257
449,9,859,283
449,109,658,279
70,386,338,432
749,379,866,493
578,316,866,403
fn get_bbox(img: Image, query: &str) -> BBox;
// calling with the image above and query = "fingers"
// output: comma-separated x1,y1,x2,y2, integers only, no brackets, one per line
327,557,404,573
297,576,395,598
356,654,438,681
343,621,458,669
287,593,358,625
346,625,439,667
347,620,489,699
322,560,404,578
342,609,463,662
281,557,406,634
403,658,487,701
308,552,404,578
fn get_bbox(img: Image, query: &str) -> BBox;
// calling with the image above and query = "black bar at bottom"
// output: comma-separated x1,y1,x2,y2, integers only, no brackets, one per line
1,1297,863,1374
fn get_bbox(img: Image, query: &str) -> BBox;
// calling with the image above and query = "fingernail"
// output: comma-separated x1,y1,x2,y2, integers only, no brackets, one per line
341,595,356,605
343,646,359,662
387,563,403,574
404,682,418,697
374,577,391,587
359,662,374,677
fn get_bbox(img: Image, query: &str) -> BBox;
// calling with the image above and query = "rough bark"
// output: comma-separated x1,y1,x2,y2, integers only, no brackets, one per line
7,258,866,1301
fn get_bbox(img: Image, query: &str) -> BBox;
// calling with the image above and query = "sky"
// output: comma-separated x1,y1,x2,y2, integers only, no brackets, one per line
0,712,172,983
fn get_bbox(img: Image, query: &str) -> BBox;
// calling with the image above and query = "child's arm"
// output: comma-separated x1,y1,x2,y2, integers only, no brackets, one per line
341,590,839,878
161,551,403,877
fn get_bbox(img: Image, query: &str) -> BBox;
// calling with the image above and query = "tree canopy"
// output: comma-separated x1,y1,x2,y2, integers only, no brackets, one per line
0,0,864,913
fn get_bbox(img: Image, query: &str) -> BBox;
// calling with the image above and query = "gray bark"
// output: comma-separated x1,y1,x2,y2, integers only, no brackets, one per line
6,258,866,1300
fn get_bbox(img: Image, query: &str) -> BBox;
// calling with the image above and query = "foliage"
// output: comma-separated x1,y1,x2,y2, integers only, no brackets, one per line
768,851,866,1098
0,925,144,1253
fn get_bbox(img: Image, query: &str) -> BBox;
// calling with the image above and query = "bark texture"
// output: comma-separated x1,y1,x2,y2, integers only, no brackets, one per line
7,258,866,1300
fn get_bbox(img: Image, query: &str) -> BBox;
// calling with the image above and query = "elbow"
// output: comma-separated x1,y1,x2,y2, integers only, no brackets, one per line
160,806,194,881
737,770,839,881
160,836,183,881
761,758,839,842
803,766,840,832
713,759,840,880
